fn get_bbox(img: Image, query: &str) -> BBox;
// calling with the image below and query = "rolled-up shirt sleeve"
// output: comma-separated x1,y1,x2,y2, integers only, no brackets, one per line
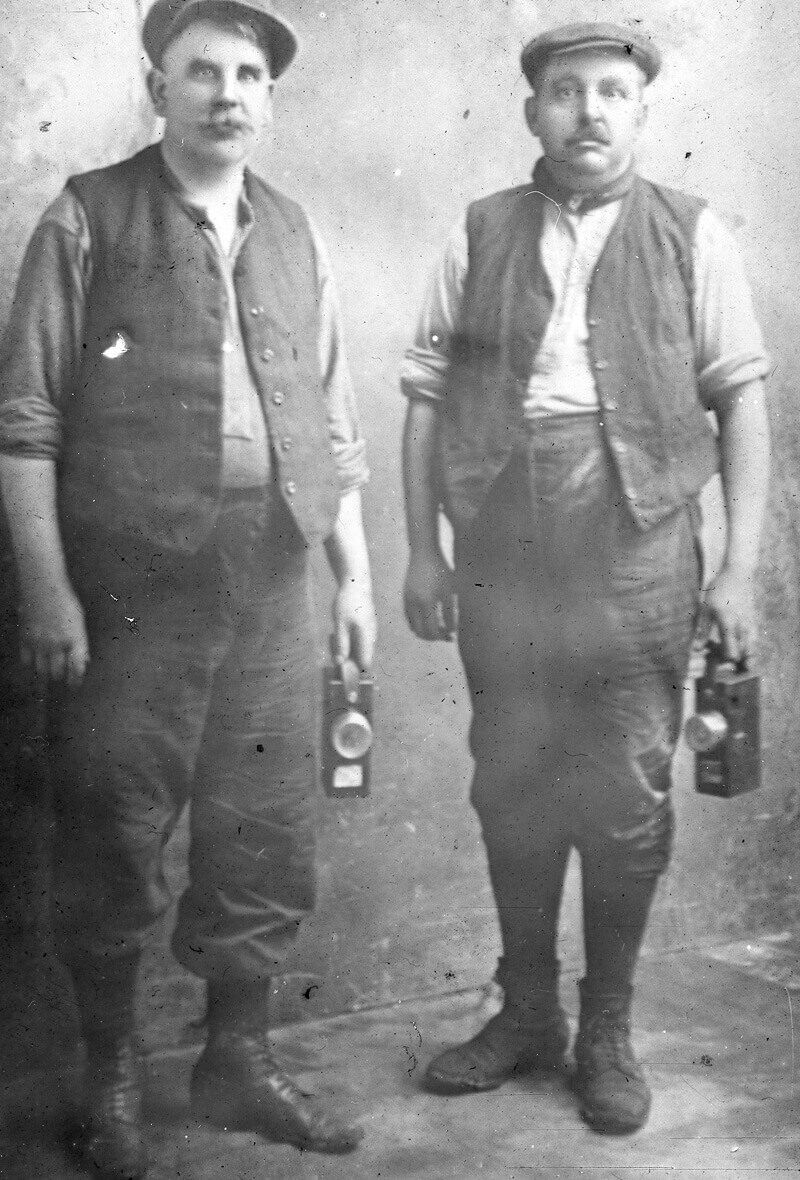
693,207,771,409
401,205,771,412
0,190,91,459
310,223,369,494
400,214,469,402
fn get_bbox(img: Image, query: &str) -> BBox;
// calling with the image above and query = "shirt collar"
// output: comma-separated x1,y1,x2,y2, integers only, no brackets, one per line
156,143,254,231
531,156,635,214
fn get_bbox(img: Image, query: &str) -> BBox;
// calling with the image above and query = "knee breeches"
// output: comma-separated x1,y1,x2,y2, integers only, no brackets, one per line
50,491,319,982
456,417,701,880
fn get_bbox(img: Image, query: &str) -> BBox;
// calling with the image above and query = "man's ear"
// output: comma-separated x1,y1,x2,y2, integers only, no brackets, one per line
524,94,539,138
636,98,649,134
147,68,167,117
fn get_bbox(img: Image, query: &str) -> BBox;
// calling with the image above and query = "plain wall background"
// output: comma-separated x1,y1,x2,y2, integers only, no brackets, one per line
1,0,800,1060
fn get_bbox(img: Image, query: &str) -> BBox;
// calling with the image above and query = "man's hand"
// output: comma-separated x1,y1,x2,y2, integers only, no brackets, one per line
20,581,90,687
332,577,377,672
403,551,457,641
700,564,758,665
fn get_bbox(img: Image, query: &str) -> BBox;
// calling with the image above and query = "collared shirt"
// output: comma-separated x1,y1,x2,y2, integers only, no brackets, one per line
0,155,368,494
193,179,273,487
401,198,770,415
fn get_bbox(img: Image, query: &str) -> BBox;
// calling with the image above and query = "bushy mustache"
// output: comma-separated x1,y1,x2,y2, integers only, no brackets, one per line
567,127,610,146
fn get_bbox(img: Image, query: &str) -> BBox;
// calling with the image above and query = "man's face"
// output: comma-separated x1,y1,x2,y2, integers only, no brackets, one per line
525,49,647,190
148,19,273,172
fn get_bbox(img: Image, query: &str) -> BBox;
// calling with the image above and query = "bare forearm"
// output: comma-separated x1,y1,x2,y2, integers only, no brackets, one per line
0,455,71,600
324,488,372,588
702,379,770,662
402,398,442,558
402,398,457,639
0,453,89,683
324,488,376,671
716,379,770,575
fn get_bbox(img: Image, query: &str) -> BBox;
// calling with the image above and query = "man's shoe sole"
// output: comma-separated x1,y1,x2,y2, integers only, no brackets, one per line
579,1104,651,1135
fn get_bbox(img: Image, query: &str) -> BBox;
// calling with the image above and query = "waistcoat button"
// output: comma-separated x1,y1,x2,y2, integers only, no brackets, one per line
261,348,275,362
281,436,292,452
594,360,609,371
250,306,262,317
272,391,284,405
284,481,297,496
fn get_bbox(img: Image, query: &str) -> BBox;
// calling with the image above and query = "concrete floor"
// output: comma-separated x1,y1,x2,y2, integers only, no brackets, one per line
2,947,797,1180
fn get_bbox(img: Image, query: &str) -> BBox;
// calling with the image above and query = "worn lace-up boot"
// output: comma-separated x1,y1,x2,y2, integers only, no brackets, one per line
423,958,568,1094
69,954,148,1180
190,979,363,1154
573,979,651,1134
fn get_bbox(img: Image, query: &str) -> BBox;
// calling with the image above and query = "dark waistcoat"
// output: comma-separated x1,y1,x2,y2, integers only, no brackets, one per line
439,175,720,533
61,144,339,553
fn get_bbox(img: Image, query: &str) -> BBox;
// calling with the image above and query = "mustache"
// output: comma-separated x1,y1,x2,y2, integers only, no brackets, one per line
567,129,610,146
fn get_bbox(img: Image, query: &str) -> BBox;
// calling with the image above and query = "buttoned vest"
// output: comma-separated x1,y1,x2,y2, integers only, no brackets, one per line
60,144,339,553
439,176,720,533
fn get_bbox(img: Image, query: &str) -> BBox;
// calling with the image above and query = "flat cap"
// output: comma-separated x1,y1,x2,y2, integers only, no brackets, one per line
142,0,299,77
521,22,661,88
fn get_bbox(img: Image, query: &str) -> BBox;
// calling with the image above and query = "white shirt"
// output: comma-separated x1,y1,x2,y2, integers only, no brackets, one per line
401,196,770,415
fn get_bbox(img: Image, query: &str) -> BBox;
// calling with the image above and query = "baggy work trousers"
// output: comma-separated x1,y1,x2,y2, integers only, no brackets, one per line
455,415,702,981
50,487,319,984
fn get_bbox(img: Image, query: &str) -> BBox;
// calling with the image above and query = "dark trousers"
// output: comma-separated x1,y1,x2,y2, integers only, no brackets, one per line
50,488,319,984
456,416,701,991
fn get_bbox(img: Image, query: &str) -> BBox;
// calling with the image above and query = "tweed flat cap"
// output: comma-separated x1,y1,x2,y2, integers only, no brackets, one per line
521,22,661,88
142,0,299,77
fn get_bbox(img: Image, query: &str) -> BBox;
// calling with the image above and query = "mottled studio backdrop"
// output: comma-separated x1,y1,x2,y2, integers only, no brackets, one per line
1,0,799,1066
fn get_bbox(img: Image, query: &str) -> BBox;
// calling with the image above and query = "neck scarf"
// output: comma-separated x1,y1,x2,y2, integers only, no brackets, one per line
531,155,634,213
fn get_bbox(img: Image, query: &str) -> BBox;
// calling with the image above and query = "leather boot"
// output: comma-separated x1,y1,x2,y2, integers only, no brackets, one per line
191,979,363,1154
68,955,148,1179
573,979,651,1135
424,959,568,1095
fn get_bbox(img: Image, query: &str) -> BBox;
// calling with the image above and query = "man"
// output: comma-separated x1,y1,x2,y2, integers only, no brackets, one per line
0,1,376,1175
401,22,770,1136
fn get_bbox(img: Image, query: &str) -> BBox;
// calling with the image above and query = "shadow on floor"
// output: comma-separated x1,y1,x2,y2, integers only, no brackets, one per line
1,947,797,1180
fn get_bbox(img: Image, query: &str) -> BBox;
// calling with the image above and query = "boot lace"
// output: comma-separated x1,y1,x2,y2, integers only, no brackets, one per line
580,1014,637,1076
211,1026,316,1101
89,1038,142,1126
